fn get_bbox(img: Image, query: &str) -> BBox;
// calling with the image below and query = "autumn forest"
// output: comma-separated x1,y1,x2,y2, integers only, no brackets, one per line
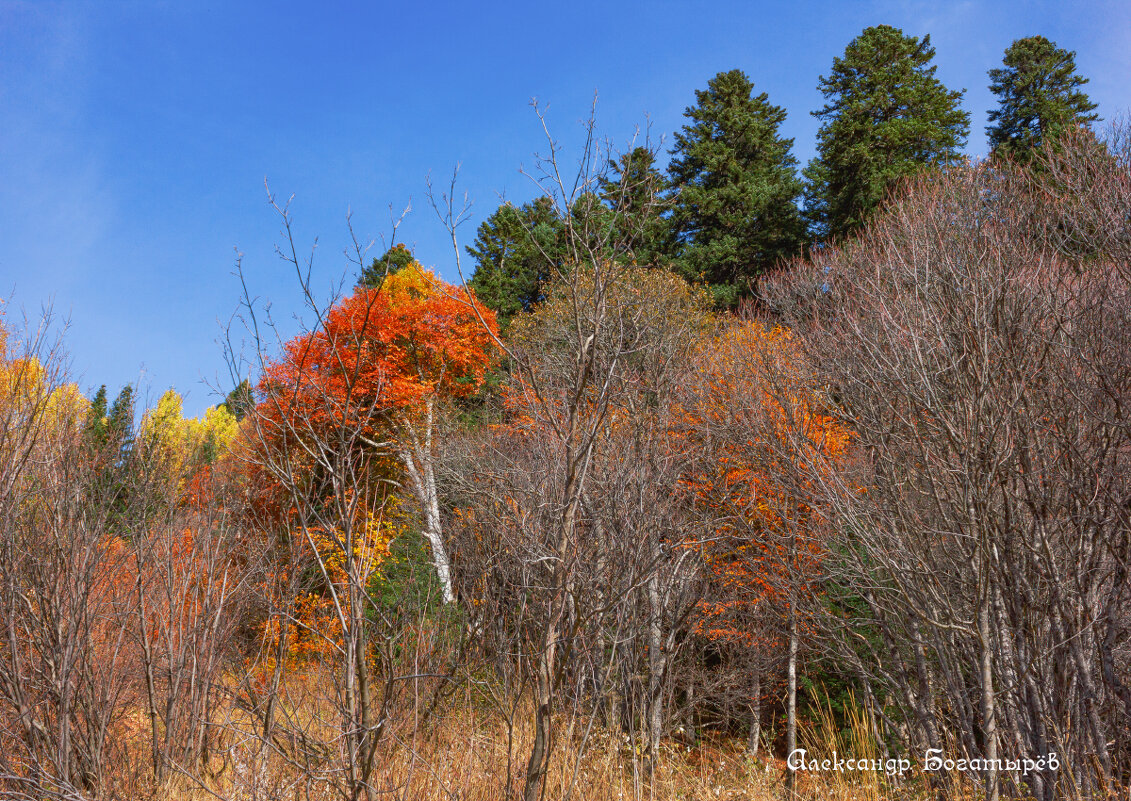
2,23,1129,801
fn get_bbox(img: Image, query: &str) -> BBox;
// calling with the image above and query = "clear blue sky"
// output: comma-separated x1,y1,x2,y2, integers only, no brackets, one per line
3,0,1128,415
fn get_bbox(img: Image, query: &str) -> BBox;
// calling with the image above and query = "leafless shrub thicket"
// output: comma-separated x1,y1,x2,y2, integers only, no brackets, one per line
0,322,254,801
430,108,724,800
764,126,1131,801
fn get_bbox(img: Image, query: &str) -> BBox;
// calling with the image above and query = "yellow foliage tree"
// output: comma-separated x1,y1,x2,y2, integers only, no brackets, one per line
139,389,239,477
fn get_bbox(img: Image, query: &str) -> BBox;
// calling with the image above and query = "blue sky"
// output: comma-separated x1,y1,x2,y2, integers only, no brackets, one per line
2,0,1128,415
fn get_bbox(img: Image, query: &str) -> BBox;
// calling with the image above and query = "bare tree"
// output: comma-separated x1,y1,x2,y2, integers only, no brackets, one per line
432,104,712,800
765,126,1131,800
0,316,135,799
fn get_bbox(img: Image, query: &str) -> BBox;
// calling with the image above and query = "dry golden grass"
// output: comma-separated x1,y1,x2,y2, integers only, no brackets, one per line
204,680,790,801
37,672,990,801
139,666,790,801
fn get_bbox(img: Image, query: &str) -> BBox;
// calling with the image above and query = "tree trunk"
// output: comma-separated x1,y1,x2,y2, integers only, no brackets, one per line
524,624,557,801
398,402,455,604
354,582,379,801
747,669,761,756
786,601,798,798
647,566,665,764
979,602,998,801
523,452,586,801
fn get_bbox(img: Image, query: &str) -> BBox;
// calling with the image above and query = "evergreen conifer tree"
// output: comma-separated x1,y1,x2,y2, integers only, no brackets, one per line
805,25,970,240
600,147,672,268
466,197,564,326
107,384,135,460
358,243,416,288
85,384,109,445
668,69,805,304
987,35,1099,161
220,379,253,421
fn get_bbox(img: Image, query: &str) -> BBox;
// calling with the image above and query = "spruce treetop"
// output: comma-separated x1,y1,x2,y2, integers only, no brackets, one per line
987,35,1099,161
668,69,804,304
805,25,970,240
358,243,417,289
466,197,564,326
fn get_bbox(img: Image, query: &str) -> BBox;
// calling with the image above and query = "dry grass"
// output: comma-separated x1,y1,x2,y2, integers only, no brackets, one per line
14,672,990,801
206,680,789,801
139,665,791,801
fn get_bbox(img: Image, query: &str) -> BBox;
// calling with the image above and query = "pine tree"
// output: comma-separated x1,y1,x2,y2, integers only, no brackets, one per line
668,69,805,304
466,197,564,326
987,36,1099,161
805,25,970,240
358,243,416,288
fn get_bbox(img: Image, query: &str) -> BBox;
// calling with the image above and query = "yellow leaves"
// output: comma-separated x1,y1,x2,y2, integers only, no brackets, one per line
0,352,89,444
287,498,404,658
381,260,438,304
142,389,190,455
46,381,90,426
307,503,400,584
189,404,240,457
0,356,46,404
140,389,239,469
0,314,87,436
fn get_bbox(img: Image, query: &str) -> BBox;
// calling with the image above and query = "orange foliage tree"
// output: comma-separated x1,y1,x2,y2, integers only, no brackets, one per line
681,320,849,755
227,258,498,799
255,262,498,604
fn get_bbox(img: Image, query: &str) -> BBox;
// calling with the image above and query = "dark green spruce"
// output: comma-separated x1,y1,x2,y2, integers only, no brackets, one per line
220,378,254,421
466,197,565,327
84,384,110,445
668,69,805,305
805,25,970,240
358,242,417,289
987,35,1099,162
600,146,672,269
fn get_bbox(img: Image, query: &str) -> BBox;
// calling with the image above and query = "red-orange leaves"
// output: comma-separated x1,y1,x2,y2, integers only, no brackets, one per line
681,321,850,649
257,263,497,448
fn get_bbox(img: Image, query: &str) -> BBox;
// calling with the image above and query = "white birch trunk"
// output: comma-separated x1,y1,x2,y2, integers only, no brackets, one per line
398,400,455,604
